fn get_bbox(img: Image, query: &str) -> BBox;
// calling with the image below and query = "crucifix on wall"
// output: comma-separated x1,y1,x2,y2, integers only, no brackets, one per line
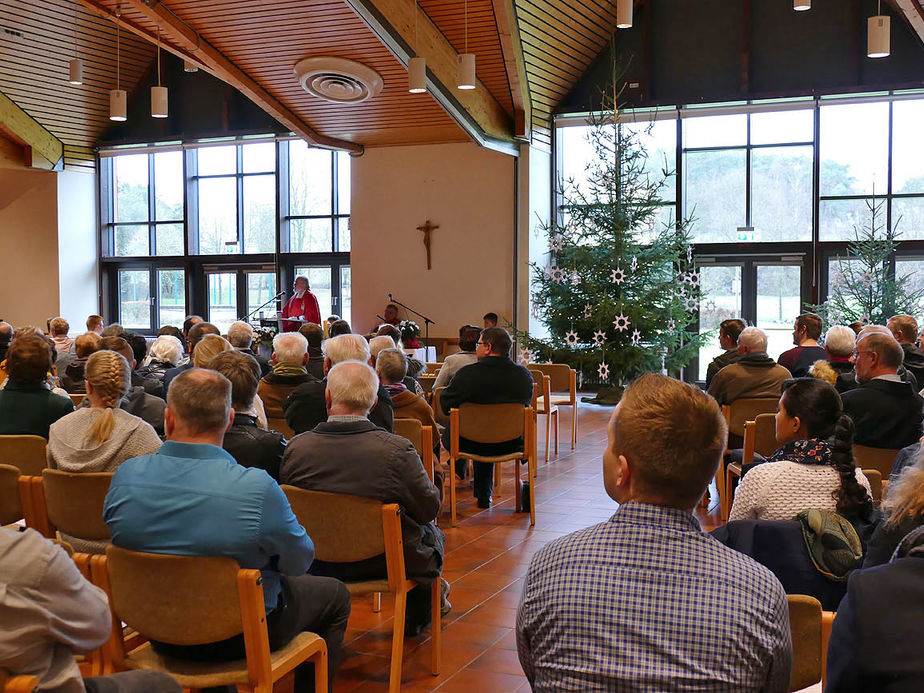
417,219,439,270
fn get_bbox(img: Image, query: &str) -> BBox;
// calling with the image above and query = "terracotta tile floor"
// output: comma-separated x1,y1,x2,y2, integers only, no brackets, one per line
333,399,723,692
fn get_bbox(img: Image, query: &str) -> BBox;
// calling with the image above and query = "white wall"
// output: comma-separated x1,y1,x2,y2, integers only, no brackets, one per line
526,145,551,338
57,168,99,332
351,142,516,337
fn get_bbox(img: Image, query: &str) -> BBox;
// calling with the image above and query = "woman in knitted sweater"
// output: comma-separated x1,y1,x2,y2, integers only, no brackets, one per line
728,378,873,522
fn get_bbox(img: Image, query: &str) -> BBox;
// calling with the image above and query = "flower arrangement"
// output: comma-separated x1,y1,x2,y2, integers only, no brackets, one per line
400,320,421,348
254,324,277,347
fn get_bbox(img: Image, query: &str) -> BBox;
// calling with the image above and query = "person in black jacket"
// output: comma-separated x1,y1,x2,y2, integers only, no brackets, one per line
888,314,924,388
440,327,533,508
227,320,271,378
864,455,924,567
208,350,285,480
841,331,924,450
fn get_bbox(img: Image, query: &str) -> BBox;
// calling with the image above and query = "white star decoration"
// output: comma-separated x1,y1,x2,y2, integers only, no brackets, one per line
684,296,698,313
611,267,626,285
598,362,610,379
570,270,580,286
550,236,563,252
550,267,566,284
583,303,592,318
667,318,676,332
593,330,606,345
613,313,630,331
630,256,638,272
631,329,641,346
518,348,533,364
684,271,700,287
565,330,579,346
677,285,688,300
861,272,874,287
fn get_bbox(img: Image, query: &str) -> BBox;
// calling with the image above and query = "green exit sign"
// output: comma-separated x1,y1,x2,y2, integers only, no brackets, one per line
736,226,755,242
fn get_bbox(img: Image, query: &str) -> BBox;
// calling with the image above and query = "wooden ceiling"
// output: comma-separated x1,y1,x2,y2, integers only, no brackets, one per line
0,0,620,167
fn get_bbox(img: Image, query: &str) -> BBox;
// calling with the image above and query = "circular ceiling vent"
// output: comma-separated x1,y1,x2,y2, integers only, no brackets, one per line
293,57,384,103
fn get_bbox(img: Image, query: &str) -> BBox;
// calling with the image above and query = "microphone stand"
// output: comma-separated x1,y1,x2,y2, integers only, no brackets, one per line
245,291,285,323
389,295,435,354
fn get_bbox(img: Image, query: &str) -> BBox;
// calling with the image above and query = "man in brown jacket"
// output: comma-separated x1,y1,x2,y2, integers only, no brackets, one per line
707,326,791,406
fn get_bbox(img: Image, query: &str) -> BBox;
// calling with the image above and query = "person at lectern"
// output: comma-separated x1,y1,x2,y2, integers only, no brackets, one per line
281,275,321,331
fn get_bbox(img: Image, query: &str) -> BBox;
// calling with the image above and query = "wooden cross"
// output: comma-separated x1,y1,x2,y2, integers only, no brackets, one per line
417,219,439,270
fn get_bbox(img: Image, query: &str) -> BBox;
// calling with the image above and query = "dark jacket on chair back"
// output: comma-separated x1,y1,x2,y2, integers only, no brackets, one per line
841,379,924,449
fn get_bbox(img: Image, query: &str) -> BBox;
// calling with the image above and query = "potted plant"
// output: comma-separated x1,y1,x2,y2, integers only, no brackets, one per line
400,320,421,349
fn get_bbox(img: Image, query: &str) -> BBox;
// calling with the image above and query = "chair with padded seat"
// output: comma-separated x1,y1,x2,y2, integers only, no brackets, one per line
0,435,47,476
424,362,442,375
281,487,440,693
528,363,578,449
860,468,882,505
449,403,536,526
95,546,328,693
716,398,779,515
852,444,901,479
431,387,449,429
528,369,559,464
69,394,86,407
787,594,823,692
0,670,38,693
41,469,113,545
0,464,23,527
723,412,778,520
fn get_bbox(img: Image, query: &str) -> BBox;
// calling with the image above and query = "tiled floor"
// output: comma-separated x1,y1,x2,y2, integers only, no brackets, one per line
333,399,723,692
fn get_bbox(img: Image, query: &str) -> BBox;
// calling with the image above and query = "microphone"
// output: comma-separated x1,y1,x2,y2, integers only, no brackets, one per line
387,293,393,302
376,314,386,322
274,290,286,299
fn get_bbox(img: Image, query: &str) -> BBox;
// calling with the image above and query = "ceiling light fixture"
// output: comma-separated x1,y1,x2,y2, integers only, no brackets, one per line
868,0,890,58
616,0,632,29
151,26,168,118
184,60,199,73
408,0,426,93
69,5,83,84
793,0,810,10
109,9,126,121
457,0,475,89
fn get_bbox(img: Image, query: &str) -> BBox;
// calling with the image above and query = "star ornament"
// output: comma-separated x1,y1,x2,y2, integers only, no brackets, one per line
684,296,698,313
593,330,606,345
550,235,564,252
598,362,610,380
583,303,593,318
613,313,630,332
611,267,626,285
667,318,676,332
631,329,641,346
630,256,638,272
565,330,579,346
550,267,566,284
518,347,534,364
686,271,701,288
570,269,580,286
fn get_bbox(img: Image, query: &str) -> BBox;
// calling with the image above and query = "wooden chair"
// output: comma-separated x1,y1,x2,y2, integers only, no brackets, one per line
392,418,435,482
96,546,328,693
17,475,53,538
787,594,823,692
424,362,442,375
266,417,296,440
0,670,38,693
0,435,47,476
860,468,882,505
723,412,777,520
716,398,779,514
0,464,22,526
69,394,86,407
449,404,536,526
41,470,113,541
852,444,901,478
528,369,559,464
431,387,449,428
417,374,436,398
528,363,578,448
821,610,836,688
281,487,440,693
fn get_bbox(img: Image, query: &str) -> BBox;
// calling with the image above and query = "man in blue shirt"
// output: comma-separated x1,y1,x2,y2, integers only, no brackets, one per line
104,368,350,691
516,373,792,692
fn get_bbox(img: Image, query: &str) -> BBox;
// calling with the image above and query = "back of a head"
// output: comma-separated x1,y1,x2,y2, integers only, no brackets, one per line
100,336,132,365
327,360,379,414
481,327,512,356
86,314,103,332
149,335,183,366
101,323,123,338
298,322,323,348
84,350,132,445
888,314,919,343
458,324,481,352
158,324,184,342
329,319,352,338
376,324,402,343
6,335,51,383
208,350,260,411
824,325,856,358
123,332,148,369
369,335,396,360
615,373,727,507
75,332,103,359
0,322,12,344
796,313,823,341
272,331,308,365
719,318,746,343
326,333,371,365
227,320,254,349
49,317,69,336
183,315,203,338
187,322,220,349
193,334,233,368
858,331,904,370
780,378,843,439
483,312,498,326
16,326,44,340
167,368,232,435
737,326,768,353
376,348,408,385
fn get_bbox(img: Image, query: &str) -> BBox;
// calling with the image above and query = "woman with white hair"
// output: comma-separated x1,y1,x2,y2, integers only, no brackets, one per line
810,325,856,391
136,334,183,386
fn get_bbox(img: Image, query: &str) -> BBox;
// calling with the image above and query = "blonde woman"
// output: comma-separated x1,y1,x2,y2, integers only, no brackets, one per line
192,334,233,368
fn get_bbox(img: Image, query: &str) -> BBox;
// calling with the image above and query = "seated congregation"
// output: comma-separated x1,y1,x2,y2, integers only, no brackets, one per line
1,308,923,692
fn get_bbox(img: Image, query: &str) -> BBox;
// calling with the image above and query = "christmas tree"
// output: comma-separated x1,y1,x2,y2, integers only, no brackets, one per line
806,199,924,325
513,101,705,396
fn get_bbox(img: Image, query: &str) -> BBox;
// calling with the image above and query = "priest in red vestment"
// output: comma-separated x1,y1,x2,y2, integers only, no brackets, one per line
281,276,321,331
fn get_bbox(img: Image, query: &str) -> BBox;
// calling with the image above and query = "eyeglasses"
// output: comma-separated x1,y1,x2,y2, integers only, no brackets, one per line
851,350,871,359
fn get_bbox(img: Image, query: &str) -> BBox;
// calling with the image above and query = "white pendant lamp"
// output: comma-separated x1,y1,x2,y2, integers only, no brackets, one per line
109,14,126,121
868,2,890,59
793,0,810,10
151,28,168,118
617,0,632,28
183,60,199,72
457,0,476,89
408,0,426,93
69,58,83,85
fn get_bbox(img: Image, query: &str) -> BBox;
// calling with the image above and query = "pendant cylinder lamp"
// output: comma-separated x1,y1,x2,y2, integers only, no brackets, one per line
868,14,890,58
408,56,426,93
457,53,476,90
69,58,83,85
183,60,199,72
793,0,810,10
617,0,632,28
151,86,168,118
109,89,127,121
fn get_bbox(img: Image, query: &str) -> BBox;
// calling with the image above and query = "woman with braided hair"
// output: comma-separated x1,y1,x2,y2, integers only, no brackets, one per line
728,377,874,523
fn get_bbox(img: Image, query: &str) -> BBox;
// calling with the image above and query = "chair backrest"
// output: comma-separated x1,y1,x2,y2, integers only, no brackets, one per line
528,363,574,395
456,403,527,443
725,398,779,438
425,362,442,374
42,470,112,540
418,374,436,395
267,417,296,440
787,594,822,691
753,413,778,457
393,418,423,454
861,468,882,504
69,394,85,407
0,464,22,525
0,670,39,693
431,387,449,426
105,545,245,646
0,435,47,476
852,444,901,477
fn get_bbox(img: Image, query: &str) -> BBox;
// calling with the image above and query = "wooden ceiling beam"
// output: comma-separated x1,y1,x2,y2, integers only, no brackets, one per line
344,0,517,155
890,0,924,46
492,0,532,140
0,91,64,170
73,0,363,155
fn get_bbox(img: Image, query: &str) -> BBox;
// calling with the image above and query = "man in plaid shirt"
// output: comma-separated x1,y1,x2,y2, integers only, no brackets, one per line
517,373,792,692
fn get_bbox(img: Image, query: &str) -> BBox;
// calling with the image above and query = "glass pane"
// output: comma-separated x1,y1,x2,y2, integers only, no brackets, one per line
289,141,332,216
340,266,351,326
154,150,183,221
337,151,351,214
698,265,743,380
155,223,184,256
820,102,889,196
558,125,597,196
684,149,746,242
114,154,149,223
157,269,186,329
895,259,924,308
207,273,238,334
242,142,275,173
827,257,864,317
892,99,924,194
197,145,237,176
295,266,332,318
749,109,814,144
819,198,875,242
247,272,277,319
198,178,238,254
290,218,332,253
751,146,813,242
624,119,677,201
892,197,924,240
243,175,276,254
119,270,150,330
337,218,351,252
683,114,747,148
757,264,802,362
114,225,149,256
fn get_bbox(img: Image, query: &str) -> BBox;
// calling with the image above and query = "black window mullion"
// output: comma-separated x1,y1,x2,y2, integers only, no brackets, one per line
745,115,752,228
236,146,244,252
148,153,157,256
